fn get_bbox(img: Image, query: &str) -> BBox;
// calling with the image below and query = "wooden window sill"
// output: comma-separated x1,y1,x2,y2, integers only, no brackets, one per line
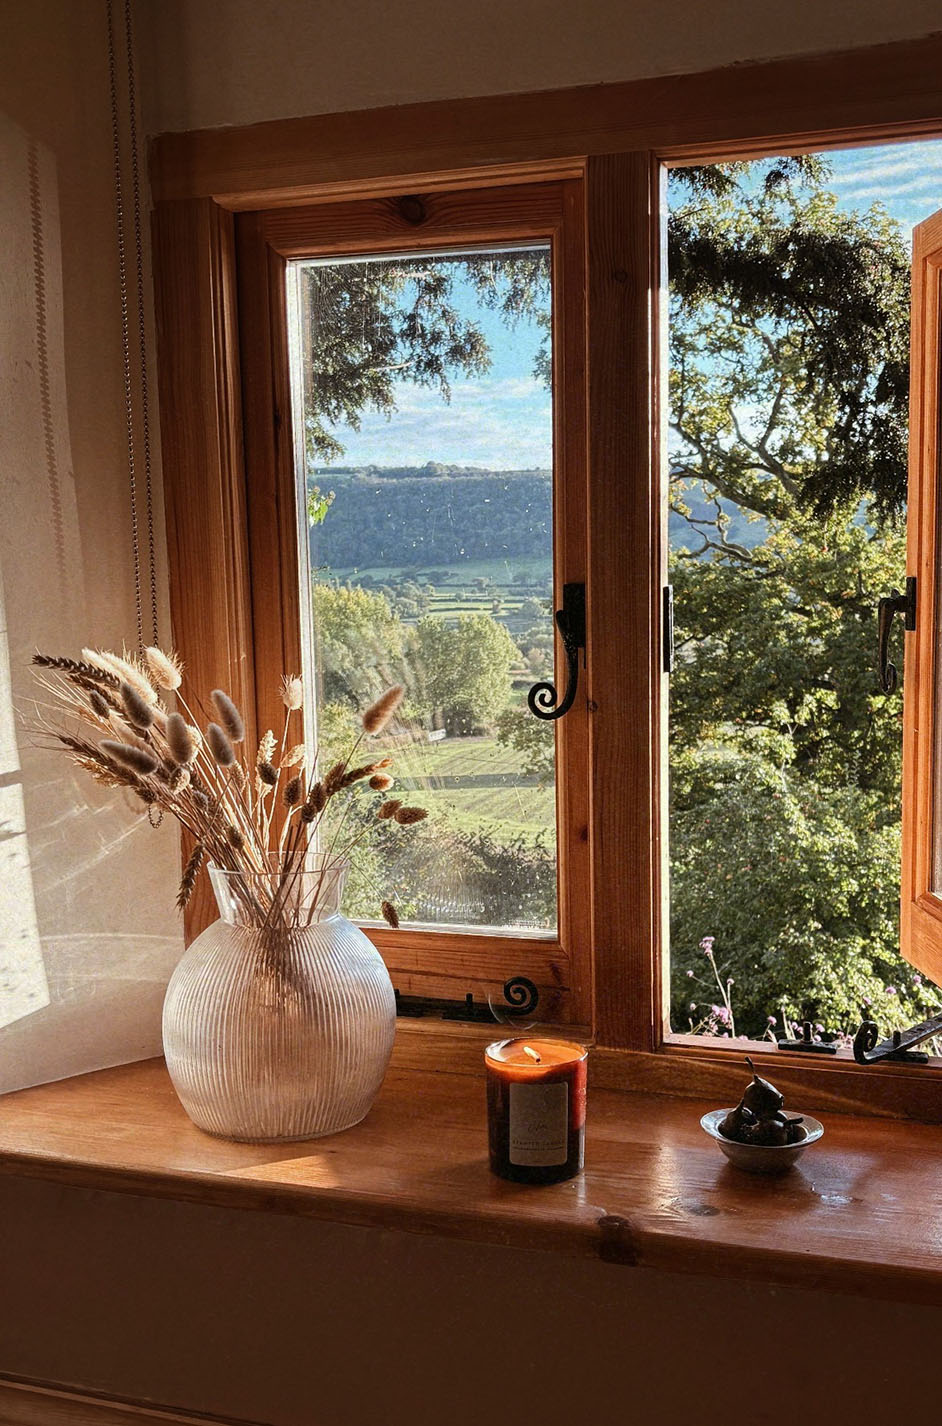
3,1036,942,1307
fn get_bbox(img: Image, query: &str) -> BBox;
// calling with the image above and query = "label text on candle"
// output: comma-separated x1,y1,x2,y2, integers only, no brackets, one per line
509,1081,568,1166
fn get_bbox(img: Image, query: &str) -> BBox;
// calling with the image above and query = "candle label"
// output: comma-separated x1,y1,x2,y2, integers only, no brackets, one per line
509,1081,569,1166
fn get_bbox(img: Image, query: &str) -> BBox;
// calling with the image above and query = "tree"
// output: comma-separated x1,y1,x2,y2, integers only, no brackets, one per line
519,596,545,622
311,583,406,707
412,613,517,734
496,702,554,782
666,157,937,1038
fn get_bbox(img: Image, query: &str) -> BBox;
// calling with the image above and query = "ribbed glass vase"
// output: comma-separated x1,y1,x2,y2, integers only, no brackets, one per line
162,857,396,1142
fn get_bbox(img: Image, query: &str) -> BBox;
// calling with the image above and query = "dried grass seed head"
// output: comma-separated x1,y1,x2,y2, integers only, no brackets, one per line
257,730,277,767
167,765,190,794
394,805,428,825
78,649,123,684
33,653,120,688
323,761,347,795
166,712,196,765
377,798,402,820
362,684,404,735
304,781,327,816
100,739,159,776
369,773,393,791
282,744,306,769
381,900,400,929
120,681,155,730
90,650,158,706
177,843,204,910
257,761,279,787
211,689,245,742
281,675,303,711
341,763,374,787
207,722,236,767
283,775,302,807
89,689,111,719
144,646,183,691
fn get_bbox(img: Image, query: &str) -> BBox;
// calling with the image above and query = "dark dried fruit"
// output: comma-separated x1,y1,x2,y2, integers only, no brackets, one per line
715,1061,806,1146
785,1117,807,1144
719,1101,755,1140
763,1120,790,1147
741,1057,784,1119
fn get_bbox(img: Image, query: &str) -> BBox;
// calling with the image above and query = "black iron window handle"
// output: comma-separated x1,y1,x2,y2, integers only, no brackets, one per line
528,583,586,721
853,1009,942,1065
877,576,916,693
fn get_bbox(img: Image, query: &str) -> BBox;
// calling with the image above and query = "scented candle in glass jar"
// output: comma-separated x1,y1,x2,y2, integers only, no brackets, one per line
485,1038,587,1184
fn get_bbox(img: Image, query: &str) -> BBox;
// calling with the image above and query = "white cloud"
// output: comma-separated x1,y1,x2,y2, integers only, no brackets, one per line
832,177,942,201
324,375,553,468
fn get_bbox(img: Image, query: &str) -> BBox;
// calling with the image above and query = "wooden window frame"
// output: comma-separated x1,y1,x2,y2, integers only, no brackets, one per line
152,32,942,1121
235,181,591,1022
901,210,942,986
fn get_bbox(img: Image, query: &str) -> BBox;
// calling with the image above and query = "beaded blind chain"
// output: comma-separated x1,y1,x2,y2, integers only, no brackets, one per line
106,0,158,651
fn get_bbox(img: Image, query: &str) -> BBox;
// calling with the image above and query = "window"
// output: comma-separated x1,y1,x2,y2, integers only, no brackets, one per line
665,142,942,1053
234,183,591,1023
286,244,557,935
151,35,942,1117
901,208,942,985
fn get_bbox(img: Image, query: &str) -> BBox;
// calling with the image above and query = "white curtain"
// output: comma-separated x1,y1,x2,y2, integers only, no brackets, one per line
0,115,183,1092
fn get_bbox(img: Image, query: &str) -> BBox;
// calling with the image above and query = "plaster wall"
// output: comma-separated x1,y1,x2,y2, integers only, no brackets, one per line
143,0,942,133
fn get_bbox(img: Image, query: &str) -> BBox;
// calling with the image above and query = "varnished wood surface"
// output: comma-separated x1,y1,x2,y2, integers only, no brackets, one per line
0,1376,261,1426
585,153,663,1050
150,35,942,208
228,179,589,1017
4,1055,942,1305
902,210,942,985
151,198,256,942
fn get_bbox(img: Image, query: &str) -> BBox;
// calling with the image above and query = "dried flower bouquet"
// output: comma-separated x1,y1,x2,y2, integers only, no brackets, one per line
31,647,426,931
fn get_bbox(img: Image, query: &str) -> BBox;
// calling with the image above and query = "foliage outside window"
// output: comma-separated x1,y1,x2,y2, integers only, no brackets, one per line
287,247,559,934
667,147,942,1044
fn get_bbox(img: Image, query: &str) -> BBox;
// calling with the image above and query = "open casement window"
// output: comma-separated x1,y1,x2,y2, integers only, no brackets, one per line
153,53,942,1118
233,181,591,1024
902,209,942,984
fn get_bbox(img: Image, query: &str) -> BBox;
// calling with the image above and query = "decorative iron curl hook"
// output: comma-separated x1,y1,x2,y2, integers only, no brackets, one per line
527,583,586,722
502,976,539,1016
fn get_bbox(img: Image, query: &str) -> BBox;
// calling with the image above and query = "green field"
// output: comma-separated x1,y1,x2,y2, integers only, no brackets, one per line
385,733,555,842
333,556,551,585
330,558,552,630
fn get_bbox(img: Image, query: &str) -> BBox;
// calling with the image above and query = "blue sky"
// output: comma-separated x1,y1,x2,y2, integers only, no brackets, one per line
306,140,942,473
307,246,553,470
825,138,942,238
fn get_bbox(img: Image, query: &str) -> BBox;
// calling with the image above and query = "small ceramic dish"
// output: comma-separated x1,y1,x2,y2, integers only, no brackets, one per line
700,1108,824,1174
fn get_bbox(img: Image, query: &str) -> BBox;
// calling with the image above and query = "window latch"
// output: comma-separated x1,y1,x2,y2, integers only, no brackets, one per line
853,1009,942,1066
394,977,540,1023
877,575,916,692
663,585,674,674
528,582,586,721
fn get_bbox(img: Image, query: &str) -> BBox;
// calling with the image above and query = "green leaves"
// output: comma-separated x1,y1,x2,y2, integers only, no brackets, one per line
412,612,518,736
668,155,918,1039
669,161,909,522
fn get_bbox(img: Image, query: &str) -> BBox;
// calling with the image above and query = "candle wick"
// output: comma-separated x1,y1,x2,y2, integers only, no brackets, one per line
523,1046,542,1064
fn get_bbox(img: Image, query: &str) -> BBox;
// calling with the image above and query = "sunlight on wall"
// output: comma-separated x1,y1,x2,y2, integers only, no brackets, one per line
0,558,47,1031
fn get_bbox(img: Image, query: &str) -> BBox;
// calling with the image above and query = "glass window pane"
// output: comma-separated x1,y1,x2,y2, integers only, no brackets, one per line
666,142,942,1047
286,246,557,934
